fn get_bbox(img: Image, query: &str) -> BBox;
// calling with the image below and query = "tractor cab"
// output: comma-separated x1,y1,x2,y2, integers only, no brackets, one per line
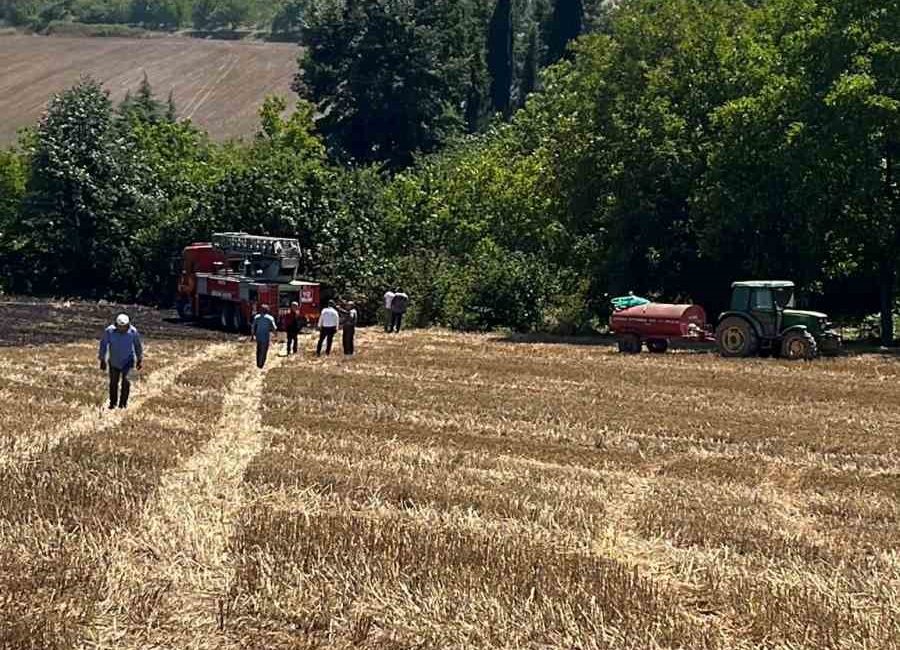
717,281,841,359
729,281,796,340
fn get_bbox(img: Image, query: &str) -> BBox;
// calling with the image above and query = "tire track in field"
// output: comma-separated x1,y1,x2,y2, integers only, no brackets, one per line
0,342,233,468
85,353,282,649
183,51,240,120
592,465,749,647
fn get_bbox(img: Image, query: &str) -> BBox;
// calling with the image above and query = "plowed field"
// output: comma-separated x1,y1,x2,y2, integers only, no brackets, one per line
0,34,299,144
1,299,898,649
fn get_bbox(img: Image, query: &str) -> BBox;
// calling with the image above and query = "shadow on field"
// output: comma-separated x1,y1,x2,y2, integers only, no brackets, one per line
497,332,617,347
499,331,900,358
0,297,230,347
497,332,716,354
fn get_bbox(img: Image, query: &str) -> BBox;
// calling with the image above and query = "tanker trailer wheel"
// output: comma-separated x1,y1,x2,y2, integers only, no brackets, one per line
617,333,642,354
716,317,758,358
646,339,669,354
780,330,818,360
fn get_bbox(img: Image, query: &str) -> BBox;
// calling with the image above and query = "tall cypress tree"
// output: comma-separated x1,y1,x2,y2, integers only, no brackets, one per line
545,0,583,64
520,26,538,104
487,0,513,117
165,90,177,122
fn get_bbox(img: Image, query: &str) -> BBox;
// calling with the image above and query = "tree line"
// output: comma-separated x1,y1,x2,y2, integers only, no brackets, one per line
1,0,304,32
0,0,897,343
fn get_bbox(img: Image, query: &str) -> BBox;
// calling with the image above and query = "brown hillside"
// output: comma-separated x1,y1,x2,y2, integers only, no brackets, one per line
0,34,299,144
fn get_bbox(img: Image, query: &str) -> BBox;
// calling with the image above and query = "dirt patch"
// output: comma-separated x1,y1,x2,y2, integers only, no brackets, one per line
0,297,229,346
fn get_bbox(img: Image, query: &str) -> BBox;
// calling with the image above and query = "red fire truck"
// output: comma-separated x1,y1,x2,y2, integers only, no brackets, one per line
175,232,321,331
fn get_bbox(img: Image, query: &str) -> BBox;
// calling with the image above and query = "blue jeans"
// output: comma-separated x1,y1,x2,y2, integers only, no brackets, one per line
256,340,270,368
109,361,133,408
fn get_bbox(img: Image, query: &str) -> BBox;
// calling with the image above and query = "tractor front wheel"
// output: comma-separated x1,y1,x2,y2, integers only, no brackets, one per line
781,330,818,360
716,317,758,358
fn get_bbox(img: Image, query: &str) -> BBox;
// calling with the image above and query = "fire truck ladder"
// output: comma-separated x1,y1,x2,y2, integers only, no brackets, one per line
212,232,301,259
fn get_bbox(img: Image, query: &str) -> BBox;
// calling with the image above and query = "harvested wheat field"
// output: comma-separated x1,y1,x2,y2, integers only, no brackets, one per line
0,34,299,145
0,301,898,649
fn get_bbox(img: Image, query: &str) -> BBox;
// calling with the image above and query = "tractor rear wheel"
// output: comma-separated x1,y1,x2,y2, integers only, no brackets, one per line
781,330,818,360
617,333,642,354
646,339,669,354
716,317,758,358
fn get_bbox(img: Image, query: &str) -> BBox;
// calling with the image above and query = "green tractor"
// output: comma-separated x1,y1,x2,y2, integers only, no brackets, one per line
715,281,841,359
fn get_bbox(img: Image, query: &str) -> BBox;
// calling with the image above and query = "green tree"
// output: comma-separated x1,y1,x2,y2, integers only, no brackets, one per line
545,0,583,64
208,0,250,29
271,0,306,35
119,73,166,124
191,0,215,28
487,0,513,116
0,148,27,290
13,78,128,295
520,25,539,103
295,0,474,167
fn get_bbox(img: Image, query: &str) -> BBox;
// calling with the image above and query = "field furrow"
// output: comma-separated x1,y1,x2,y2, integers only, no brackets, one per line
85,354,282,649
0,34,299,145
0,341,232,467
0,344,246,650
0,310,897,649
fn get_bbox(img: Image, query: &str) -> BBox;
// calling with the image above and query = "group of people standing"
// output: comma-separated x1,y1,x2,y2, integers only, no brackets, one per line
383,289,409,333
97,289,411,407
251,297,366,369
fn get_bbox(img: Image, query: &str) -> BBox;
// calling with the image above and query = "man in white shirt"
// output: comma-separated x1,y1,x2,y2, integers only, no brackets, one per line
389,289,409,333
316,300,340,356
383,289,395,332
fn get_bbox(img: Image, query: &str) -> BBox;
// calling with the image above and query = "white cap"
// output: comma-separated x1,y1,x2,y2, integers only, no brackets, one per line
115,313,130,327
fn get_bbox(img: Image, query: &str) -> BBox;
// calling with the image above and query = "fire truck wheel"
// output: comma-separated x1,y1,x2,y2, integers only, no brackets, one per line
220,304,237,332
176,299,193,321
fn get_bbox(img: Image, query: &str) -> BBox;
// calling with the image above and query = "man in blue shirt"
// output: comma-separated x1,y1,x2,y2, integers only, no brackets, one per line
252,304,278,368
98,313,144,409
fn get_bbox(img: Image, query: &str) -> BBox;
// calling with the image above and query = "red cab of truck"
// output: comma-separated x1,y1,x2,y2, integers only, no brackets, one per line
176,232,321,332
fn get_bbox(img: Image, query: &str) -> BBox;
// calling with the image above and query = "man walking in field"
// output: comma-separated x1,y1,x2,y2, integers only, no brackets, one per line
316,300,340,356
389,289,409,333
252,304,277,369
341,301,358,355
383,289,395,332
283,301,302,355
98,313,143,410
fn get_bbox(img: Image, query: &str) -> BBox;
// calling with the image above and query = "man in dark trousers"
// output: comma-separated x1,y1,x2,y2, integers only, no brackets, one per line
341,301,358,355
316,300,340,356
389,289,409,333
252,304,278,369
98,313,143,409
284,301,302,355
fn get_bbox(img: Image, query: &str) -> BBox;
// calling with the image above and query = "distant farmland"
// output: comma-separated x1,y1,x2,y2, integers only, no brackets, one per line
0,34,300,144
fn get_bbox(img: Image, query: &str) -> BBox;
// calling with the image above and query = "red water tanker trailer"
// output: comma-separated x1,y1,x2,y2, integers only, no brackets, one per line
609,303,713,353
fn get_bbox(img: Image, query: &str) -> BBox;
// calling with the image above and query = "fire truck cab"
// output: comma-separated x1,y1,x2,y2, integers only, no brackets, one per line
176,232,321,331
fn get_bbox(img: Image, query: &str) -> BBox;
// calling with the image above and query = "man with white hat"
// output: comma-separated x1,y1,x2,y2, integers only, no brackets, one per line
98,313,144,409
